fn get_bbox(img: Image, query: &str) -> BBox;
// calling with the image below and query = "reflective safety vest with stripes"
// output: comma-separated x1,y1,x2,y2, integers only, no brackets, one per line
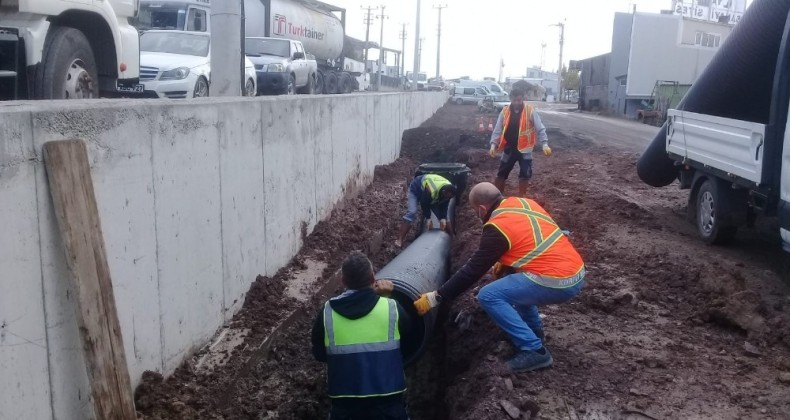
421,174,452,203
323,297,406,398
485,197,585,280
496,104,538,154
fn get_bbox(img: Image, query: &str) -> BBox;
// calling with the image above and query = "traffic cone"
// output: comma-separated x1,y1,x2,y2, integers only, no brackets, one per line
487,118,494,131
478,117,485,132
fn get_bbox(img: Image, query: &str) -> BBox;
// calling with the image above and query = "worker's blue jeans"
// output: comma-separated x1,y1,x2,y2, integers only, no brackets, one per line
477,272,584,351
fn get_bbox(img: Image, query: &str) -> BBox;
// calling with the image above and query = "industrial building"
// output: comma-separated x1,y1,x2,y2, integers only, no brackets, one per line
578,10,735,118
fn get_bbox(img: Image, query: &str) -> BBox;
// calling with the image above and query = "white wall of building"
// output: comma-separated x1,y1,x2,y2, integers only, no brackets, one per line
626,13,732,97
0,92,447,420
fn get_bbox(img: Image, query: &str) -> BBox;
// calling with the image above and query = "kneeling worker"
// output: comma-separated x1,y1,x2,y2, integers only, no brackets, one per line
396,173,457,247
414,182,585,372
311,251,412,420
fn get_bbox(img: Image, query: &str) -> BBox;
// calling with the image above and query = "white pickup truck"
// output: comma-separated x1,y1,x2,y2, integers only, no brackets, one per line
665,110,789,251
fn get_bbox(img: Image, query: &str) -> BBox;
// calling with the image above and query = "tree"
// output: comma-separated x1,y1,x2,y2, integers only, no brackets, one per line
562,65,580,92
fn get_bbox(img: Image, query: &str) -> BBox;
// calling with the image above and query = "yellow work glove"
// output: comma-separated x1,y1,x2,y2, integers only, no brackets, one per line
414,291,441,316
439,219,447,231
543,145,552,156
489,144,497,158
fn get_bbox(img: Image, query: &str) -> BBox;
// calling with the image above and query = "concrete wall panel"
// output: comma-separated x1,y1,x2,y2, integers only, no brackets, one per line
0,92,447,417
313,99,335,221
218,100,266,317
0,112,53,420
151,105,224,372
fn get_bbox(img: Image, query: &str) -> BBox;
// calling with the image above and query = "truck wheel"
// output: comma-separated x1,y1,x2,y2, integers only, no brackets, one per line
339,73,352,94
316,72,324,94
324,72,338,94
287,75,296,95
193,77,209,97
456,98,464,105
297,74,316,94
695,179,737,245
34,26,99,99
245,78,256,97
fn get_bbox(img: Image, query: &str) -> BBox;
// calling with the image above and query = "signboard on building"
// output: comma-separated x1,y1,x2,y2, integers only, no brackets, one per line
672,0,745,25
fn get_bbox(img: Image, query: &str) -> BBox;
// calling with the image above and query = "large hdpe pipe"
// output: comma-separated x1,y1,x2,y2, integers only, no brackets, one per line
637,0,790,187
376,198,456,365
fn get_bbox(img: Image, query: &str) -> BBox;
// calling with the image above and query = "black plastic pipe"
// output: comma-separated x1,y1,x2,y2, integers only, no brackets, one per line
376,197,456,365
637,0,790,187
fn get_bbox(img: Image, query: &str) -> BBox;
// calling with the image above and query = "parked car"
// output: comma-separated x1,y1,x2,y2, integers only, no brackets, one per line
451,86,492,105
245,37,318,95
139,30,257,98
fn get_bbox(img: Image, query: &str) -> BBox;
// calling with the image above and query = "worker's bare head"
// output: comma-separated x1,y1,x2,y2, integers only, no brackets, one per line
468,182,503,221
510,81,529,107
342,251,375,290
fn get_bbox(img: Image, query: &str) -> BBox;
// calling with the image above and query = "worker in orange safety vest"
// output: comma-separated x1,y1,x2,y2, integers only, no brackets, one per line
488,80,552,196
413,182,585,373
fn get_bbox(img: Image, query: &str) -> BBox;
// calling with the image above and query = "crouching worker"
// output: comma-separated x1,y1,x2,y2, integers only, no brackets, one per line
311,251,412,420
413,182,585,373
396,173,457,247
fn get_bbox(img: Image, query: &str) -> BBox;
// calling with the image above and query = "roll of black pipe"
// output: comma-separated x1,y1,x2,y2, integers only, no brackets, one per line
377,197,457,365
637,0,790,187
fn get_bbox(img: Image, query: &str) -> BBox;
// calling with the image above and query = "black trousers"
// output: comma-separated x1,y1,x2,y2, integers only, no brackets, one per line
496,151,533,180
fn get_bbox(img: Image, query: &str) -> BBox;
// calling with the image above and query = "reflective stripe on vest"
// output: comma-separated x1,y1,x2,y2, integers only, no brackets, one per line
324,298,399,355
490,198,564,268
421,174,451,203
498,105,537,154
323,297,406,399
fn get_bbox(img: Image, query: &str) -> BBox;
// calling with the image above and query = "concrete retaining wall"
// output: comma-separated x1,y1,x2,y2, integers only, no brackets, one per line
0,92,447,420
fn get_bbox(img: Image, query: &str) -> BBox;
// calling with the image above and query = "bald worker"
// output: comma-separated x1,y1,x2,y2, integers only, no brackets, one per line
413,182,585,372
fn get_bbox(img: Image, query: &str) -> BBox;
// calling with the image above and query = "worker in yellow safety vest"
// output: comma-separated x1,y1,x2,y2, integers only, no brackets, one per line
396,173,457,247
311,251,412,420
488,80,552,196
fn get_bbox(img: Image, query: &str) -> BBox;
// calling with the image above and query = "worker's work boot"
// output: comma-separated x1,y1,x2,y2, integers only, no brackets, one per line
507,348,553,372
493,177,506,194
518,179,529,197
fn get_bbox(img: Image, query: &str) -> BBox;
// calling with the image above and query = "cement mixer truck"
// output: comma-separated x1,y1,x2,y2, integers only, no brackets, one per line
135,0,367,94
637,0,789,252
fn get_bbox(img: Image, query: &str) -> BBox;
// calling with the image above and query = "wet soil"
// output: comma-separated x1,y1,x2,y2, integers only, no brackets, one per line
135,103,790,420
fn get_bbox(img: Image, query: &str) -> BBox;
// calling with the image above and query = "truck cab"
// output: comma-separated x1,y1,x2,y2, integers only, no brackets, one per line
134,0,209,32
0,0,141,99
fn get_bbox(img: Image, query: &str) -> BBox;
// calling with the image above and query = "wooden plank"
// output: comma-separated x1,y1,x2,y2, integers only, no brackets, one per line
42,140,136,420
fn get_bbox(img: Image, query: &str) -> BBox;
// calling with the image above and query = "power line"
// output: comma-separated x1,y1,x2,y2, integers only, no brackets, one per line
433,4,447,79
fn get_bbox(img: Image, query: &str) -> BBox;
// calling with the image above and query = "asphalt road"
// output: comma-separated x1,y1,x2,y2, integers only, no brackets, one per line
532,102,660,154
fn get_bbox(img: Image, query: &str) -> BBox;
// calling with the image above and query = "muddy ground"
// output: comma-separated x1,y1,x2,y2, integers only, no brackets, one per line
135,103,790,420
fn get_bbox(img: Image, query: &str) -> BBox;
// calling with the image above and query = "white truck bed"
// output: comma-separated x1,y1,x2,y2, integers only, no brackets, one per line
666,109,767,184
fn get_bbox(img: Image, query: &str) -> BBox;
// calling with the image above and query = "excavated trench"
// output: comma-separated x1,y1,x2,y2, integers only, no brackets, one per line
134,110,495,420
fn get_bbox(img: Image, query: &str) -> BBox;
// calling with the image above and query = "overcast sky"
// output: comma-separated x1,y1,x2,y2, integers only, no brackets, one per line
327,0,750,80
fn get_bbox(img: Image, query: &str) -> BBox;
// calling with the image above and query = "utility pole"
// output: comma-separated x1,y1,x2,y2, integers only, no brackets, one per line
399,23,408,79
376,5,389,91
551,21,565,102
540,42,547,70
362,5,378,67
412,0,421,91
433,4,447,79
211,0,242,96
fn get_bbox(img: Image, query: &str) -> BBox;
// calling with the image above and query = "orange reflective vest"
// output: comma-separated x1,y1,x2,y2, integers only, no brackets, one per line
485,197,585,279
497,104,537,154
